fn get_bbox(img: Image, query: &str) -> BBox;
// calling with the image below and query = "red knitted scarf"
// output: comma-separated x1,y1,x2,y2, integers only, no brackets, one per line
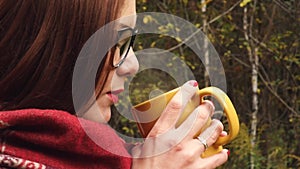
0,109,132,169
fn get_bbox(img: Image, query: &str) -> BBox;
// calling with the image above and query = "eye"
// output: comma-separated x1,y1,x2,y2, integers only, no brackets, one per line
117,36,131,49
113,27,137,68
117,29,132,44
116,28,134,56
118,37,131,57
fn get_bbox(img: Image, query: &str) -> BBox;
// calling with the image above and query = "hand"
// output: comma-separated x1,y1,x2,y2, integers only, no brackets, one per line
131,81,229,169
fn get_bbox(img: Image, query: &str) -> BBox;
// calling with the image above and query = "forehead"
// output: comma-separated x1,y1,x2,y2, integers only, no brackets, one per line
118,0,136,28
120,0,136,16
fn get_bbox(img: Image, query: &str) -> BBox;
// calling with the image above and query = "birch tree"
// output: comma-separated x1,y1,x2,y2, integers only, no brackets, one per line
201,0,209,87
242,0,259,168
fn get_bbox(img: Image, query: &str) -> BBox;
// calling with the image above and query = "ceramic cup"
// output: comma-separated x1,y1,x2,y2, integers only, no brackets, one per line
132,86,239,157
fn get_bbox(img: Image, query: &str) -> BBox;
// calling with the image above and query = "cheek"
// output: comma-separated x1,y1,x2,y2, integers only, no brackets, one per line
113,48,121,66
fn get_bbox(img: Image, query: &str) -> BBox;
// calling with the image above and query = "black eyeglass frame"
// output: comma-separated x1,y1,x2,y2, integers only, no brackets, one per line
113,27,138,68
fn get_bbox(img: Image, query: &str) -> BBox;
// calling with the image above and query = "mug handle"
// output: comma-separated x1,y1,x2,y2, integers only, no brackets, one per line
197,87,240,146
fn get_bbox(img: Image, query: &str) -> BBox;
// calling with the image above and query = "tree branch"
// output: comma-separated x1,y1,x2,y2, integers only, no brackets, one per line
156,0,242,53
258,71,299,116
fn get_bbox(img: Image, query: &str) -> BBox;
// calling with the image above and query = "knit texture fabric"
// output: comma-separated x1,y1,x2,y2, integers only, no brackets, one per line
0,109,132,169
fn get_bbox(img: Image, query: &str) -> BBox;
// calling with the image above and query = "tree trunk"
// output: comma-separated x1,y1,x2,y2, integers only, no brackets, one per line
201,0,209,87
250,47,259,169
243,2,259,169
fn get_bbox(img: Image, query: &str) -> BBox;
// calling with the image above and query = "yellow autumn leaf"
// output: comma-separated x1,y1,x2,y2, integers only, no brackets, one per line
240,0,251,7
143,15,153,24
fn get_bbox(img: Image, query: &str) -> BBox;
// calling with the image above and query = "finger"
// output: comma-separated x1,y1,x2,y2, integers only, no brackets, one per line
199,149,229,168
189,138,209,154
220,131,228,137
177,100,215,140
170,139,204,165
149,80,198,136
198,119,224,147
203,100,215,117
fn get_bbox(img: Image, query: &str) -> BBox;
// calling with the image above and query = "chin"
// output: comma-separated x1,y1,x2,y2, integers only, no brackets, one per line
82,100,112,123
101,105,112,123
104,112,111,122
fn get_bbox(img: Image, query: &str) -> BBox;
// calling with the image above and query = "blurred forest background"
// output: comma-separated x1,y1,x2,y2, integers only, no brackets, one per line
109,0,300,168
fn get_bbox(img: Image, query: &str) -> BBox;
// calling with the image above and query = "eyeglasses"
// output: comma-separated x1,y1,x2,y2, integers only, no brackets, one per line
113,27,138,68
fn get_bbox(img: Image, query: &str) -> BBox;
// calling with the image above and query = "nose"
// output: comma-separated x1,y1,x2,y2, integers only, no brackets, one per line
116,48,139,76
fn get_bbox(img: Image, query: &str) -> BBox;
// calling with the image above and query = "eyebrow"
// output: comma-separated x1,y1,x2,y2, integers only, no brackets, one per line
118,22,135,30
118,27,134,33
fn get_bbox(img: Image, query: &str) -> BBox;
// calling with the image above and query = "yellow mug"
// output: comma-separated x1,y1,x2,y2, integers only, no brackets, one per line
132,86,240,157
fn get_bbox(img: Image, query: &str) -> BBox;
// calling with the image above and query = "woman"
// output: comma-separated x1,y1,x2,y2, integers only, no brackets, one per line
0,0,229,168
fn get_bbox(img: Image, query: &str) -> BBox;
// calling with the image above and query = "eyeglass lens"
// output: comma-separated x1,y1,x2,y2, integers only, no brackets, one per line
114,28,136,67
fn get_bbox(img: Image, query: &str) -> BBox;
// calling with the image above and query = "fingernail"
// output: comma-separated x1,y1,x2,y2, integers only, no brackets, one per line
221,131,228,137
227,150,230,156
188,80,198,87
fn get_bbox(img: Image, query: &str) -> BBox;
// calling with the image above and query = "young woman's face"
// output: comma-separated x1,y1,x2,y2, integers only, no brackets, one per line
83,0,138,123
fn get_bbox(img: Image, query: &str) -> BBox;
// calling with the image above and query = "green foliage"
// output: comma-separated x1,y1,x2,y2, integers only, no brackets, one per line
129,68,179,105
223,123,251,168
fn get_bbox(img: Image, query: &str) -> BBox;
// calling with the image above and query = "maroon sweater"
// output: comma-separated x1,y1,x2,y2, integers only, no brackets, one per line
0,109,132,169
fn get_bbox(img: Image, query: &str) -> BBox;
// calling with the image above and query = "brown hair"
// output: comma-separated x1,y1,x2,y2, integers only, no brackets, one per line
0,0,123,114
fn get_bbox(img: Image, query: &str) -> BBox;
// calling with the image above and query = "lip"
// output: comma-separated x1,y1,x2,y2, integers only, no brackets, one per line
107,89,124,104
